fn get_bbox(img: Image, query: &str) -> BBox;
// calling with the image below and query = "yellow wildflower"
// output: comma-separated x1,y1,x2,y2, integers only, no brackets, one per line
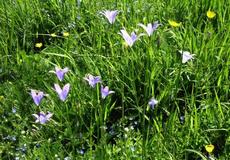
168,20,181,27
50,33,57,37
205,144,214,153
63,32,69,37
35,43,43,48
207,10,216,19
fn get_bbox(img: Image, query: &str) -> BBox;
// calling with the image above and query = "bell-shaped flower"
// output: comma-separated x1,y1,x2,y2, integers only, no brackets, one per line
50,66,69,81
119,29,138,47
31,90,44,106
84,74,101,88
32,111,53,124
148,98,158,109
101,10,119,24
138,21,161,36
179,51,195,63
101,86,115,99
54,83,70,101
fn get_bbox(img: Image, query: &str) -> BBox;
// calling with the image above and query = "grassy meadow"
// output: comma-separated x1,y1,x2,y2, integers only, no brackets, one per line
0,0,230,159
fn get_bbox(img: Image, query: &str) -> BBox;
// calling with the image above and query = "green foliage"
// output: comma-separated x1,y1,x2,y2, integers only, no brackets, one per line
0,0,229,159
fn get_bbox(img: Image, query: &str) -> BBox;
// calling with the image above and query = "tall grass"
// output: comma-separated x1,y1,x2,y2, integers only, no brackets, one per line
0,0,229,159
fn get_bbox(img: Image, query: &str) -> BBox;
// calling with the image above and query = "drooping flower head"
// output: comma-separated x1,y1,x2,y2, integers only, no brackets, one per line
138,21,161,36
207,10,216,19
148,98,158,109
31,90,44,106
205,144,214,153
32,111,53,124
84,74,101,88
119,29,138,47
51,66,69,81
54,83,70,101
168,20,181,27
101,86,115,99
101,10,119,24
179,51,195,63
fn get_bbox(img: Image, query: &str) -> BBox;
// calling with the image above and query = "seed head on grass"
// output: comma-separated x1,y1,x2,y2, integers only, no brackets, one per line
84,74,101,88
50,66,69,81
30,90,44,106
32,111,53,124
148,98,158,109
54,83,70,101
138,21,161,36
168,20,181,27
207,10,216,19
179,51,195,63
101,86,114,99
100,10,119,24
119,29,138,47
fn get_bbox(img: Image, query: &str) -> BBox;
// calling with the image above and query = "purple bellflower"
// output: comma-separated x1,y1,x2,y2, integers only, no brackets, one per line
101,86,115,99
31,90,44,106
54,83,70,101
84,74,101,88
138,21,161,36
32,111,53,124
119,29,138,47
179,51,195,63
101,10,119,24
148,98,158,109
50,66,69,81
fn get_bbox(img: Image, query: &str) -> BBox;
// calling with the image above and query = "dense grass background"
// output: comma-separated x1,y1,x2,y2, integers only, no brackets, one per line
0,0,229,159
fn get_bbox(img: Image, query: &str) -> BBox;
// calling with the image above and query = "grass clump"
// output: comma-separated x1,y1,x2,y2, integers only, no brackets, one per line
0,0,229,159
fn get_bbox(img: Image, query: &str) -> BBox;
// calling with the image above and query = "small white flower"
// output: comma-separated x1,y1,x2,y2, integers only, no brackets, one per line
119,29,138,47
124,127,129,132
100,10,119,24
148,98,158,109
138,21,161,36
179,51,195,63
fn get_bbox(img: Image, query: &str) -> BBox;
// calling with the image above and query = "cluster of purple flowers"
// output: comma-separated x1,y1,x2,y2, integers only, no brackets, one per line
31,67,115,124
101,10,161,47
84,74,114,99
101,10,159,108
30,66,70,124
101,10,194,63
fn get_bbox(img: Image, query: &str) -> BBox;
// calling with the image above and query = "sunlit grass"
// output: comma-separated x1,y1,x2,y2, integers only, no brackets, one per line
0,0,230,159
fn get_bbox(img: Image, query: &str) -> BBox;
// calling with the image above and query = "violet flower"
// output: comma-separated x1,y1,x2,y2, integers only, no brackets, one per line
31,90,44,106
148,98,158,109
101,10,119,24
101,86,114,99
119,29,138,47
138,21,160,36
54,83,70,101
55,66,69,81
179,51,195,63
50,66,69,81
32,111,53,124
84,74,101,88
